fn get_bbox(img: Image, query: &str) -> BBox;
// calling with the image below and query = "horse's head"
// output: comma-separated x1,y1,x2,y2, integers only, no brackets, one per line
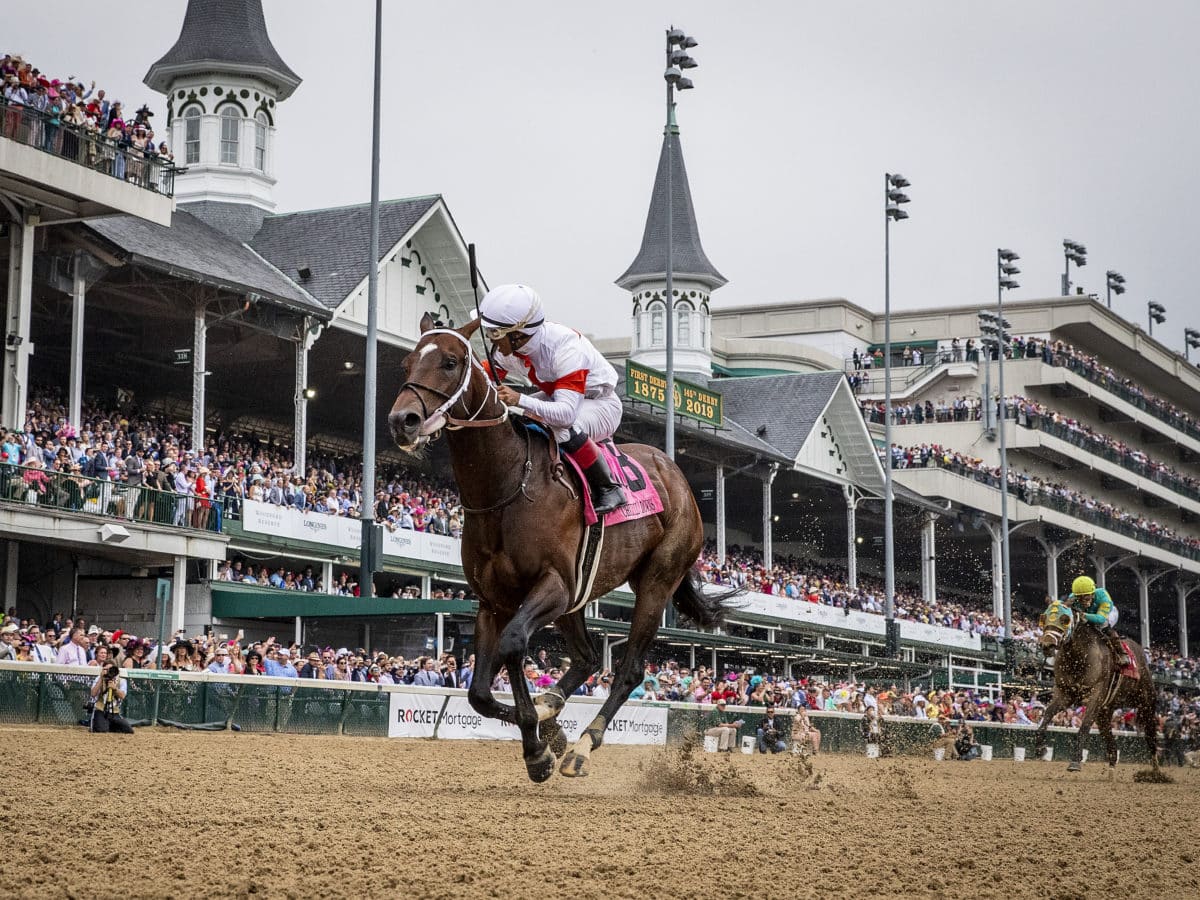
1038,600,1075,654
388,314,488,452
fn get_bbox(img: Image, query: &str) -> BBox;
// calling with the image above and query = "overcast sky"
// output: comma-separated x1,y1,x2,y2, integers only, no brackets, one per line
16,1,1200,349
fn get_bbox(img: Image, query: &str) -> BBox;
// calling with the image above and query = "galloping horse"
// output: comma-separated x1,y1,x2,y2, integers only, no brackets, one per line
388,315,726,782
1033,599,1159,772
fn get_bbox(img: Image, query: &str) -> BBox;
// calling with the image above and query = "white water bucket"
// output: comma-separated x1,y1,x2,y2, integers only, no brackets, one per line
980,745,993,761
1013,747,1026,762
866,742,881,759
741,736,756,754
1040,747,1053,762
932,747,945,762
703,735,720,754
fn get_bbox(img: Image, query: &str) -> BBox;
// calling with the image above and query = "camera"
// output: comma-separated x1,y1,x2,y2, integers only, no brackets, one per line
105,664,120,681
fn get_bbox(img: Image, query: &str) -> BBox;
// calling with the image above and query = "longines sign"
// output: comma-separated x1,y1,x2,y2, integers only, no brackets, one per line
625,360,723,428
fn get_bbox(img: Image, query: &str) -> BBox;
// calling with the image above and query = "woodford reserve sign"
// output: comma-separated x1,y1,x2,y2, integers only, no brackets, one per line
625,360,723,428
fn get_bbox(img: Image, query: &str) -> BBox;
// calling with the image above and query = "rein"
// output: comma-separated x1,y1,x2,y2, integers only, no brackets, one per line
399,328,533,515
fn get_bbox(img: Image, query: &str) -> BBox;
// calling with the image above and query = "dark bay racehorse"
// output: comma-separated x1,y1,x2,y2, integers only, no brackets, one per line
1034,600,1159,772
388,315,726,782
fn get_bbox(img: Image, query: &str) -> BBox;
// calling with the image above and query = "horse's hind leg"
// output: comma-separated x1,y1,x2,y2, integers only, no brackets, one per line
561,580,673,778
536,610,599,758
1099,711,1118,769
1137,679,1160,770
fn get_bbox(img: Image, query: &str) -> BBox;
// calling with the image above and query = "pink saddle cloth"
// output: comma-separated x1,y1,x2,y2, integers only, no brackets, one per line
1119,642,1139,679
562,441,664,527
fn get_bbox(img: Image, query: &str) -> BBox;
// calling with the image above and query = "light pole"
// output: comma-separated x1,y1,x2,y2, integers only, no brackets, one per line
1062,239,1087,296
1148,301,1166,337
997,248,1020,660
1105,270,1125,309
977,311,1008,436
662,26,698,460
883,172,911,653
359,0,384,598
1186,328,1200,363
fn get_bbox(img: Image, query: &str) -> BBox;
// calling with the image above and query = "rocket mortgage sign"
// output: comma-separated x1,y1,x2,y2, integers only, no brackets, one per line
625,360,723,428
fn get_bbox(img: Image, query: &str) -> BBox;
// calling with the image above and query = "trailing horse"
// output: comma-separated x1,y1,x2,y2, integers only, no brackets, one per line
388,315,728,782
1033,599,1159,772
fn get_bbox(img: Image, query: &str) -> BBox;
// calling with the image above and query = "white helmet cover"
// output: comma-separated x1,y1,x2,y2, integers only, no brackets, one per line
478,284,544,339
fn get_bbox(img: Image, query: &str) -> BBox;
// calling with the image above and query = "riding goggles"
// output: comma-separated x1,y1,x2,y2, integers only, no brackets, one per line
481,315,544,343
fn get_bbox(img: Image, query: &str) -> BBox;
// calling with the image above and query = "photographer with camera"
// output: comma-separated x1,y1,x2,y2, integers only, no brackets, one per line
89,663,134,734
757,704,787,754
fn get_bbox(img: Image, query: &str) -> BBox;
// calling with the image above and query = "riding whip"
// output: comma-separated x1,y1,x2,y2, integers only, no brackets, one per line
469,243,502,386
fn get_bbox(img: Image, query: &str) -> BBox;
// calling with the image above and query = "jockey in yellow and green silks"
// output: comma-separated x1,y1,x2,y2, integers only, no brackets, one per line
1066,575,1129,666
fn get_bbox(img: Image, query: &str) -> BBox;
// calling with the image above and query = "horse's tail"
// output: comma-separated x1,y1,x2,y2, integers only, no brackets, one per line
672,568,739,628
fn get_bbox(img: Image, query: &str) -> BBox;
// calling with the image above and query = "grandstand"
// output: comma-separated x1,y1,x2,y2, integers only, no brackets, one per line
1,0,1197,704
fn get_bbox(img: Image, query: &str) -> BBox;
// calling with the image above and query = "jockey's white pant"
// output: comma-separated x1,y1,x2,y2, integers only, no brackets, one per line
533,387,622,444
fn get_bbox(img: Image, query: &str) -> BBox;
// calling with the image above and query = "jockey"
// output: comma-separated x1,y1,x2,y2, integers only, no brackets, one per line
479,284,627,514
1067,575,1129,667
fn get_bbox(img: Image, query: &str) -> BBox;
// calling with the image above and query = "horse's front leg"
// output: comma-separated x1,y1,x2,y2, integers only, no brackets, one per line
1034,693,1064,759
535,610,599,758
1069,687,1104,772
466,607,517,725
498,572,570,783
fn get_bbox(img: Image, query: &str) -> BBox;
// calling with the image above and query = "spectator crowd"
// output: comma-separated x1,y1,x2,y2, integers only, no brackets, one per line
2,52,172,187
695,543,1045,645
3,385,464,538
885,442,1200,556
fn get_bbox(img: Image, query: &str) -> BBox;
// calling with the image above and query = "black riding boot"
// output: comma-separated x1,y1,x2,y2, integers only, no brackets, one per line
582,454,627,515
1104,627,1129,667
562,429,627,515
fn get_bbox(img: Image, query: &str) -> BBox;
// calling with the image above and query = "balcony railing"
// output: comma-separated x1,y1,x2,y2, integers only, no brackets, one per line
1029,416,1200,504
918,457,1200,562
1045,349,1200,442
0,463,222,533
1,98,177,197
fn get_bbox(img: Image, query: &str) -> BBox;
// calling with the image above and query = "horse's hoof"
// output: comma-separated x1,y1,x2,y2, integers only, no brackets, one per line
1066,760,1082,772
560,751,590,778
525,747,555,784
539,720,568,758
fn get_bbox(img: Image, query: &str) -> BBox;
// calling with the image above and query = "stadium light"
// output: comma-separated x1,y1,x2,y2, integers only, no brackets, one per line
882,171,912,653
1185,328,1200,363
1148,301,1166,337
996,247,1020,665
1105,270,1126,310
1062,238,1087,295
661,24,700,460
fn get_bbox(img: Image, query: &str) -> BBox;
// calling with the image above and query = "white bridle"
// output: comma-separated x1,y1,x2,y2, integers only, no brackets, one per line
404,328,507,439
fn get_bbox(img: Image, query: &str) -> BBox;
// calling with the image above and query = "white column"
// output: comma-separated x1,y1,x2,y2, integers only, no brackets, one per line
715,465,726,565
294,616,303,645
363,623,371,655
420,573,432,599
4,541,17,612
1177,583,1189,659
1137,572,1150,648
171,555,187,634
192,307,207,451
762,464,778,573
1090,554,1108,589
436,613,445,660
1046,546,1059,601
844,485,858,590
323,559,335,594
987,523,1003,618
293,335,308,478
3,215,37,431
68,253,86,428
921,513,937,605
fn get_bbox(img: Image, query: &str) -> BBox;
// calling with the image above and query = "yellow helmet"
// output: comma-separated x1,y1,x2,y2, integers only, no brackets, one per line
1071,575,1096,596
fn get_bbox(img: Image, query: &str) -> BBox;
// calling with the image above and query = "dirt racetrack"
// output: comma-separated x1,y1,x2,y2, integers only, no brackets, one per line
3,726,1198,899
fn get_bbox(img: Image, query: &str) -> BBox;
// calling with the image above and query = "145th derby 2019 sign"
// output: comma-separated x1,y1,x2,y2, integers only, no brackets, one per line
625,360,723,427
